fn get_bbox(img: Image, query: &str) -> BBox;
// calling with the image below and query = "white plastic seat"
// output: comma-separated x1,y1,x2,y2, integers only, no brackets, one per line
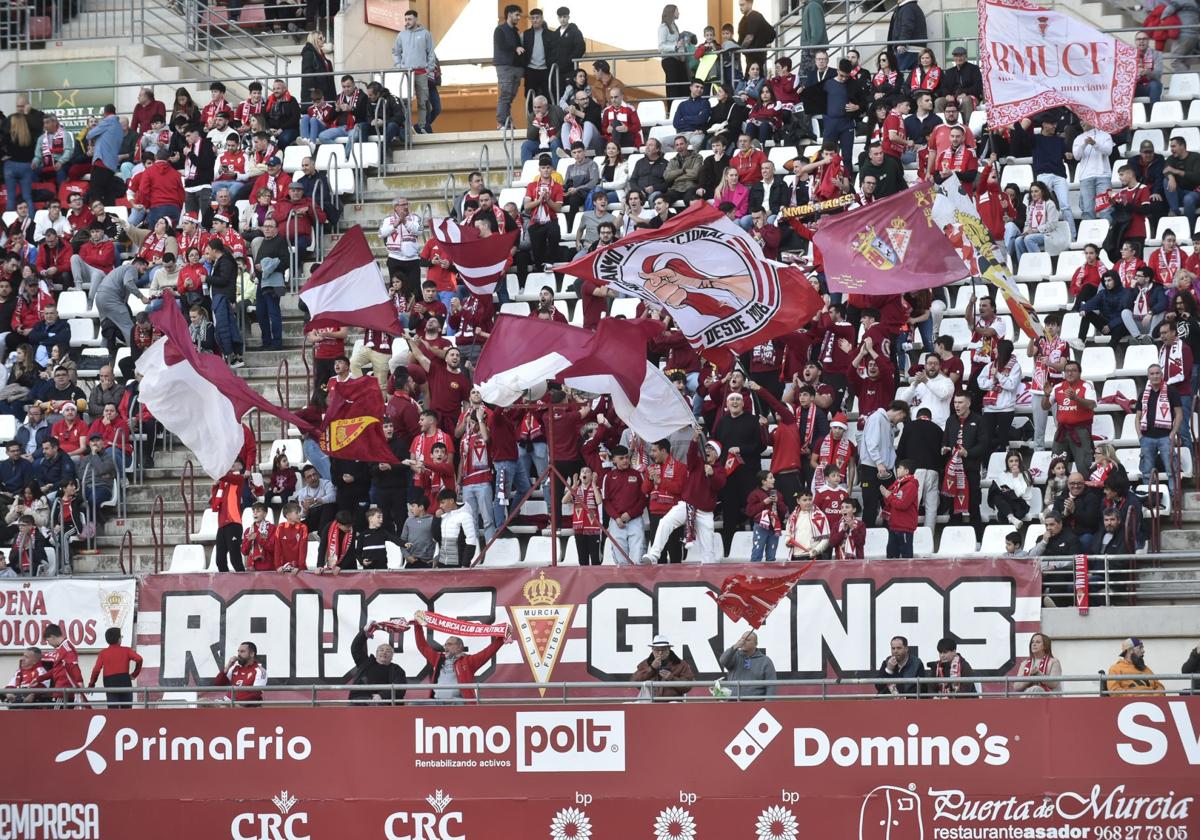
1032,280,1068,312
57,290,95,319
913,527,934,557
67,317,101,348
979,525,1013,555
1173,126,1200,151
648,124,677,144
497,187,525,209
0,415,15,441
1072,219,1110,249
941,317,972,349
637,100,667,127
1015,252,1052,282
937,526,977,556
1146,101,1185,128
1078,347,1115,380
1129,129,1165,154
1113,414,1140,446
305,540,320,569
1115,345,1159,377
189,509,219,542
1147,216,1191,247
864,528,888,559
513,158,541,187
1116,447,1142,481
728,531,753,561
1092,414,1116,441
1101,377,1138,402
945,284,974,316
500,302,531,316
1004,164,1033,192
1023,524,1045,550
479,538,523,567
1051,250,1086,281
281,144,309,173
328,166,357,194
167,544,210,573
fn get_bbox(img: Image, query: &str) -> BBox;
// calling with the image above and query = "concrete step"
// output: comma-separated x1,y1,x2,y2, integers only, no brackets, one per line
1161,529,1200,551
72,552,159,575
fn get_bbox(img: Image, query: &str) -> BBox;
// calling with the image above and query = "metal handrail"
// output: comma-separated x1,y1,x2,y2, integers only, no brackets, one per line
275,358,292,439
1149,468,1162,554
117,529,132,575
479,144,491,195
109,426,129,520
9,672,1200,708
51,490,71,576
180,459,195,540
443,173,457,218
150,493,165,573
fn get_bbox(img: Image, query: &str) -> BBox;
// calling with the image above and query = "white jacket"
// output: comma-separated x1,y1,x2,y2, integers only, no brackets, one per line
379,212,422,261
977,359,1023,413
437,504,478,567
993,471,1040,511
898,373,955,426
1072,129,1115,181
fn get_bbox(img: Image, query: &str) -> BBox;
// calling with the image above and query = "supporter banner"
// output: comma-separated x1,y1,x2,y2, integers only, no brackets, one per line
136,560,1040,693
4,698,1196,839
0,578,135,652
979,0,1137,133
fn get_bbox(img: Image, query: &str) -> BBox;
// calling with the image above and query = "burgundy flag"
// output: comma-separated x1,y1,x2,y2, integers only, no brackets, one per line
137,292,314,478
707,563,814,628
814,181,968,294
299,225,403,334
555,203,822,355
432,217,519,295
475,315,694,441
319,375,400,463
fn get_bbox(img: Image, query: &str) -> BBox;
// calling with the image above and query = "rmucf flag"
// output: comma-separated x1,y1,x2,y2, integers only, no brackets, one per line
319,375,399,462
299,225,403,335
932,174,1044,339
432,217,518,296
556,202,822,355
707,563,814,628
979,0,1137,133
813,181,968,294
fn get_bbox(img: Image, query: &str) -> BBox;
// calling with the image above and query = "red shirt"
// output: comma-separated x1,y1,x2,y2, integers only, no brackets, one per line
313,333,346,359
89,644,143,685
201,98,234,128
449,293,495,347
241,520,276,570
489,409,520,463
272,520,309,570
43,639,83,689
51,418,88,454
89,417,132,453
546,404,587,461
1052,380,1097,427
882,112,907,159
426,360,470,423
410,428,455,464
581,277,607,330
814,486,849,531
460,432,493,486
214,661,267,703
882,473,920,533
599,104,643,145
731,148,768,184
524,178,565,224
419,238,457,292
644,455,687,515
78,240,116,273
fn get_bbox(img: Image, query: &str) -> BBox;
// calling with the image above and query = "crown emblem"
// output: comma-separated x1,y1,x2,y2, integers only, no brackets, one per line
99,589,131,626
426,790,453,814
272,791,298,815
522,571,562,606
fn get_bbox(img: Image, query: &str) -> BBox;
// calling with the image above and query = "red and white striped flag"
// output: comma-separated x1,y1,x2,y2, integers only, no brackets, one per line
299,225,403,335
432,217,519,295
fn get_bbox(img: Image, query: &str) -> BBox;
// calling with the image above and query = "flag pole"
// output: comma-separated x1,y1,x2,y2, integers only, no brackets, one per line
547,403,558,567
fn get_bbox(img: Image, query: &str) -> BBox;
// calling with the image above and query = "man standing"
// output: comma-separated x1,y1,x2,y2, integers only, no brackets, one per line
1073,120,1115,221
643,432,727,564
899,354,954,426
942,393,986,535
348,622,408,705
736,0,776,77
1106,638,1165,695
645,438,687,564
204,240,244,368
876,635,926,696
858,400,909,528
410,612,506,703
1043,360,1097,473
1138,363,1182,499
897,407,944,529
719,631,777,698
392,9,437,134
493,5,526,130
213,641,268,705
599,443,649,565
551,7,585,102
522,8,558,102
887,0,927,72
87,627,143,708
1159,319,1194,451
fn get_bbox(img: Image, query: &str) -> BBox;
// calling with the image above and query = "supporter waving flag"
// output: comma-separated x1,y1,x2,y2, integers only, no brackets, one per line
299,225,404,335
555,202,823,356
432,217,519,295
136,292,314,479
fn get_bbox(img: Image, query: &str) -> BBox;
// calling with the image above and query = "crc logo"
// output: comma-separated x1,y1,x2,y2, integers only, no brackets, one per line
725,709,782,770
231,791,310,840
385,790,465,840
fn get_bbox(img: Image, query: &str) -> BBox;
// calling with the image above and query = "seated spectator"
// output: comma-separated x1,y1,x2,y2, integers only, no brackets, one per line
28,307,69,367
631,635,694,699
365,81,405,148
730,132,767,185
628,139,668,202
672,80,712,150
317,75,369,157
8,514,49,576
711,167,750,228
929,637,977,697
559,86,603,156
599,86,642,149
743,85,782,145
1124,266,1169,342
88,403,131,472
989,449,1038,527
520,95,563,164
1052,471,1103,550
34,439,76,499
33,230,72,292
561,142,599,224
1106,638,1166,695
1013,632,1062,693
51,404,89,461
78,434,118,515
1134,32,1164,103
875,635,925,697
1029,509,1081,570
1165,135,1200,232
70,224,118,290
574,194,615,257
1079,271,1132,344
1182,642,1200,694
273,182,325,258
1008,181,1066,264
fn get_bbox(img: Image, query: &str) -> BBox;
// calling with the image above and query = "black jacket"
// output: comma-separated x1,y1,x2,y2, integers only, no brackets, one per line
493,22,525,67
332,88,371,130
348,629,407,705
928,655,977,697
356,526,402,570
749,178,789,215
629,155,668,195
1039,527,1082,557
1182,647,1200,693
183,137,216,189
300,43,336,104
1053,487,1103,537
521,25,559,67
938,62,983,100
942,411,988,468
887,0,927,50
208,253,239,297
552,22,586,67
897,418,946,472
266,94,301,132
875,654,926,696
698,152,733,196
858,154,906,197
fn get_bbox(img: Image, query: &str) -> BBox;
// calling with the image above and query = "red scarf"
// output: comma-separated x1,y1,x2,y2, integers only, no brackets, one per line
1027,200,1046,229
1162,339,1185,385
1087,460,1113,487
337,89,361,130
1154,246,1180,284
813,153,845,201
571,485,602,534
941,426,969,514
816,435,853,474
1019,655,1055,691
982,358,1017,408
1139,383,1174,432
40,125,65,168
14,530,36,573
935,653,963,695
834,517,860,560
1138,48,1157,80
758,493,783,533
916,65,941,90
872,69,898,89
936,144,969,173
139,232,166,262
1133,283,1154,318
1032,336,1067,391
798,405,818,452
307,101,334,126
325,524,353,568
1117,257,1143,287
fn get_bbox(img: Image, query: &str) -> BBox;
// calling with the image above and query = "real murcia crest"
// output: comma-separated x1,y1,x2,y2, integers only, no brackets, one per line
508,572,576,696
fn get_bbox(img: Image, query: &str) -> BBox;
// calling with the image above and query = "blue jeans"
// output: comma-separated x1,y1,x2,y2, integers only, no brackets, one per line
147,204,182,228
520,139,547,164
1014,233,1045,259
750,524,779,561
462,482,496,543
275,128,298,149
1140,434,1177,498
212,291,243,356
823,116,856,172
317,125,361,155
4,160,34,210
255,286,282,348
895,50,918,72
886,529,914,559
1137,80,1163,104
1166,187,1200,228
303,437,331,481
492,459,528,529
300,115,324,144
427,83,441,131
518,441,549,498
1079,175,1111,221
84,483,112,513
1040,172,1075,237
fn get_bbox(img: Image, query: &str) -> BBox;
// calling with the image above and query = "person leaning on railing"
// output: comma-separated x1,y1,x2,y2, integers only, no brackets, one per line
875,635,925,697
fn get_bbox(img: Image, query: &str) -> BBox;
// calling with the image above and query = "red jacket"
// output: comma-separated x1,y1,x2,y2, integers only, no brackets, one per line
271,521,309,570
681,439,727,512
12,290,54,332
599,104,643,146
273,196,326,240
214,660,267,703
136,160,185,209
252,170,292,201
42,639,84,689
600,465,648,520
413,629,505,700
241,520,276,570
644,454,687,515
731,148,767,185
78,240,117,273
882,474,920,533
210,472,246,528
36,241,72,277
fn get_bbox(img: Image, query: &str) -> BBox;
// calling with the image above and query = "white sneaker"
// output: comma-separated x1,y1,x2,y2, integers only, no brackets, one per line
1008,514,1021,527
640,553,654,564
1067,338,1085,352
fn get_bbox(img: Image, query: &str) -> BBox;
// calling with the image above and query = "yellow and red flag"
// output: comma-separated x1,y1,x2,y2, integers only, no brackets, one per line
319,376,399,462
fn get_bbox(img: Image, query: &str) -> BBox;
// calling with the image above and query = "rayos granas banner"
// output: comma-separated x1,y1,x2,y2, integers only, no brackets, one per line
135,560,1041,694
3,699,1197,839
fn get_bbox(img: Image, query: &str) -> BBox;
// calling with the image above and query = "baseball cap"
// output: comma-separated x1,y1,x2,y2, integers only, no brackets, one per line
1120,637,1144,652
267,155,282,166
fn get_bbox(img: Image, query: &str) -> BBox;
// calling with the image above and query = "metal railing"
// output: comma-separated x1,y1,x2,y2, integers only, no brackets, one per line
149,493,165,573
116,528,132,575
51,491,72,576
1041,552,1200,603
179,458,196,540
6,672,1198,709
275,358,294,438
